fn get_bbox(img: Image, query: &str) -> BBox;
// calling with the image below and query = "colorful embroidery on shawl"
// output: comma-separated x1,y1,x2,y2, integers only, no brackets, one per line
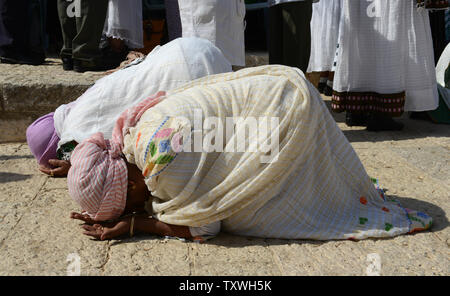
385,223,393,231
136,132,142,148
359,217,368,225
371,177,386,201
406,209,432,233
142,117,179,178
370,178,421,233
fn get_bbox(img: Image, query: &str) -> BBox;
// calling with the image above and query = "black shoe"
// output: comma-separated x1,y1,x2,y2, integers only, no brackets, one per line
73,59,90,73
73,59,107,73
409,111,431,121
323,85,333,96
367,114,404,132
62,57,73,71
73,50,127,73
346,112,368,127
102,48,128,69
317,82,326,94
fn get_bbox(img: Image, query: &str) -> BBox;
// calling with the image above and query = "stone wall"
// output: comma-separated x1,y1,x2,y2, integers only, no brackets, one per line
0,59,103,142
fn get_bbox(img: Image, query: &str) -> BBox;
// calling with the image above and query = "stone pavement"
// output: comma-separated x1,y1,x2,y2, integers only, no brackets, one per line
0,57,449,276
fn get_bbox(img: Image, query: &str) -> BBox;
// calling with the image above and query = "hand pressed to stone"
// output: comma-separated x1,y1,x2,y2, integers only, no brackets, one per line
39,159,71,177
70,212,131,241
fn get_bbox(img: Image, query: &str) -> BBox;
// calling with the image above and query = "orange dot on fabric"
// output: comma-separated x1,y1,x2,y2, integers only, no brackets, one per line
360,197,368,205
382,207,390,213
136,132,142,148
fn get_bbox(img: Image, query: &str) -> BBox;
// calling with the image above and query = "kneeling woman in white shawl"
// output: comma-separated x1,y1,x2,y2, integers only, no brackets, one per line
68,65,432,242
26,38,232,177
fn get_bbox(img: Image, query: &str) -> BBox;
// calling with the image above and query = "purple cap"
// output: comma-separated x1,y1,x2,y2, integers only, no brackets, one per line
26,113,60,168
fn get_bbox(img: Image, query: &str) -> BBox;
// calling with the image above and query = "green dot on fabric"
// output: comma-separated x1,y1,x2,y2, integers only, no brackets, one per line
385,223,393,231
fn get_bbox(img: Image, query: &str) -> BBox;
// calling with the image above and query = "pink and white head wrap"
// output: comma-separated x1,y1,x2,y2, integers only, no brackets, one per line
67,132,128,221
67,91,165,221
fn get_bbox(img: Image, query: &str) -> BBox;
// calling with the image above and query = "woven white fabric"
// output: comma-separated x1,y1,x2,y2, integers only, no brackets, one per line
436,44,450,107
189,221,221,238
307,0,342,73
436,43,450,87
333,0,438,112
178,0,246,66
54,38,232,149
103,0,144,49
123,65,418,241
268,0,319,7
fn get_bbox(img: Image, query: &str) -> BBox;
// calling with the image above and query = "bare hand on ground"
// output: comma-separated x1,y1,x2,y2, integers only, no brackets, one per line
81,220,130,240
70,212,131,240
39,159,71,177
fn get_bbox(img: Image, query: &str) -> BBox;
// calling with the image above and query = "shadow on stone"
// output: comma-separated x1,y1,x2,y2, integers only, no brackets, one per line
0,155,34,161
342,126,450,143
0,172,32,183
321,97,450,142
392,195,449,232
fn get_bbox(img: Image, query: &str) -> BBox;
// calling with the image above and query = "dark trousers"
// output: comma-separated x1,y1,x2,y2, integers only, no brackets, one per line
268,1,312,73
165,0,182,41
57,0,107,63
0,0,45,61
429,11,449,65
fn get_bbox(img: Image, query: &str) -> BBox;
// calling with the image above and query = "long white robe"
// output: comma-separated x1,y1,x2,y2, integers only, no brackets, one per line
333,0,438,112
103,0,144,49
307,0,342,73
177,0,246,66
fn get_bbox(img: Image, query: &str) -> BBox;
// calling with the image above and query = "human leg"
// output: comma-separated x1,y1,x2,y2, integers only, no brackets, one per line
72,0,109,71
0,0,44,64
268,4,283,65
57,0,77,69
280,1,312,72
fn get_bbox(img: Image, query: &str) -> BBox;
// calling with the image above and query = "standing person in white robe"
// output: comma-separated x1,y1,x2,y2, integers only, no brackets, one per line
307,0,342,95
332,0,439,131
102,0,144,63
177,0,246,67
26,38,232,177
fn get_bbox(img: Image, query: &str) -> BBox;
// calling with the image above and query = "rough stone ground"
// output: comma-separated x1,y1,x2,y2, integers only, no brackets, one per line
0,56,449,276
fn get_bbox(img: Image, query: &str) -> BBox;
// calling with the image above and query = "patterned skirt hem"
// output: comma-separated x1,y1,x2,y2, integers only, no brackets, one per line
331,90,406,117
